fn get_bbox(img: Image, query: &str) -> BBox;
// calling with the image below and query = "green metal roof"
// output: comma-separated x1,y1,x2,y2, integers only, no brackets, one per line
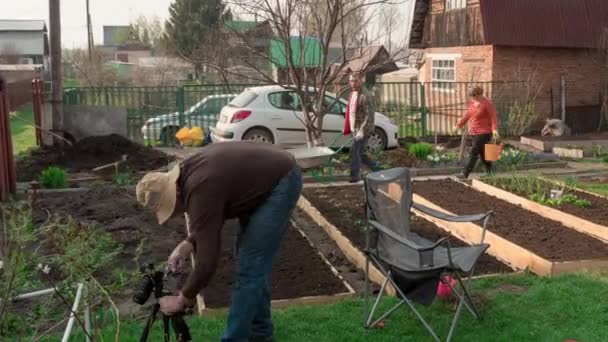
269,37,323,68
224,21,259,33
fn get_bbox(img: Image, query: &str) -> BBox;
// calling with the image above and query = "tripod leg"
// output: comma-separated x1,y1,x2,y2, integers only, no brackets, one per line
163,315,171,342
140,304,160,342
172,316,192,341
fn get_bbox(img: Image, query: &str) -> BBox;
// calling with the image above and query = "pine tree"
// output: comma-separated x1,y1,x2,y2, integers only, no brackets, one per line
163,0,232,70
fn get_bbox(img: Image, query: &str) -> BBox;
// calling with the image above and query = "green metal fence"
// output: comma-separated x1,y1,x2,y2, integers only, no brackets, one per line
64,84,255,145
63,81,525,146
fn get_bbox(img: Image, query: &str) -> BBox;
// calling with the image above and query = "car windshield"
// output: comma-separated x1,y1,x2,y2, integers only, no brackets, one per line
185,99,207,114
228,90,258,108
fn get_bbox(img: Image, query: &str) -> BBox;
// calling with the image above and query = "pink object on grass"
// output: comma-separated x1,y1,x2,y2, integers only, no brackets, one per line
437,275,457,299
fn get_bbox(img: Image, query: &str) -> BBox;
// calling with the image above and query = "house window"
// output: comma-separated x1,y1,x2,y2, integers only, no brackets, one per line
446,0,466,10
431,59,455,91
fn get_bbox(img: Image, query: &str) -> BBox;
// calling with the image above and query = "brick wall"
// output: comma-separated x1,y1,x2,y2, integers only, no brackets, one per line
492,47,606,125
419,45,493,84
418,45,494,133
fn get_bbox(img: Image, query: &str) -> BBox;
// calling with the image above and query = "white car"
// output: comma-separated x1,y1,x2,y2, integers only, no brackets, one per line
211,85,399,151
141,94,236,141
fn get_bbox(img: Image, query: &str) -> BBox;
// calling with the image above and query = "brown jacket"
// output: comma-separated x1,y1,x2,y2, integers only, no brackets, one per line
351,88,375,137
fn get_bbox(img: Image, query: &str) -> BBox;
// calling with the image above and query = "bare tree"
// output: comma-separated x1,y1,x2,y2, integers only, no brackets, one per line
595,27,608,131
63,48,120,87
378,4,399,53
186,0,408,147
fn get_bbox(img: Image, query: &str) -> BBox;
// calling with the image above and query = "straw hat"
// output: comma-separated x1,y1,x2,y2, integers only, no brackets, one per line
136,164,181,224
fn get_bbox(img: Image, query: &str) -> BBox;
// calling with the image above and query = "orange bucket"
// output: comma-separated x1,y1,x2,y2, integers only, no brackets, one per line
484,143,503,161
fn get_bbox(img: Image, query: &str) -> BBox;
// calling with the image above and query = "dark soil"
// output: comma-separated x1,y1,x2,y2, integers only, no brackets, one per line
32,186,347,308
16,134,172,182
489,180,608,227
330,148,422,174
302,186,512,275
205,220,348,308
414,179,608,261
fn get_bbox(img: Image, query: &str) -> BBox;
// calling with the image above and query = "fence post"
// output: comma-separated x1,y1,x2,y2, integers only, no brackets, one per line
0,78,17,201
420,83,427,136
177,86,185,127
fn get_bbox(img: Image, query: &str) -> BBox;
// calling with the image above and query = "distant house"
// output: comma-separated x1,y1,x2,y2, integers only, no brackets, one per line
332,45,399,84
269,36,323,84
114,41,152,64
223,20,274,80
0,19,49,69
409,0,608,133
103,26,130,46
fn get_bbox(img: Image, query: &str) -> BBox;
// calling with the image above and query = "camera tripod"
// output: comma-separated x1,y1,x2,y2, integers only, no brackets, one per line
139,301,191,342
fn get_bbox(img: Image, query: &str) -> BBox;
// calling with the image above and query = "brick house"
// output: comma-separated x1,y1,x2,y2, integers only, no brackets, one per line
409,0,608,134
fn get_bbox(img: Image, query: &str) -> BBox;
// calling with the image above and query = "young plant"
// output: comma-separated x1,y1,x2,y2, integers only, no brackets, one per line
408,143,433,160
113,172,134,186
39,167,68,189
426,152,454,165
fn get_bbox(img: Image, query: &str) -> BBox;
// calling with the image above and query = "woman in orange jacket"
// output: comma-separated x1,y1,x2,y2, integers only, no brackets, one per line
456,86,499,178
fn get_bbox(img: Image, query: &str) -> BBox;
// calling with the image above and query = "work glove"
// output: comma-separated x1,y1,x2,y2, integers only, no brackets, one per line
168,240,193,273
492,130,500,141
355,130,364,141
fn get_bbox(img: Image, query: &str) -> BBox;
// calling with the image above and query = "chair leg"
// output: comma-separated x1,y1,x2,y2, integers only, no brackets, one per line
365,277,390,327
448,272,481,320
446,293,466,342
370,257,442,342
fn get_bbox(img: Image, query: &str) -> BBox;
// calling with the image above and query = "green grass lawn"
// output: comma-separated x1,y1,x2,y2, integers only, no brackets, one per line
10,103,37,156
54,273,608,342
576,182,608,197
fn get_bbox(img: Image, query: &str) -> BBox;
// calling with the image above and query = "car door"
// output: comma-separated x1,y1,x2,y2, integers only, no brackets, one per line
319,95,350,147
266,91,305,146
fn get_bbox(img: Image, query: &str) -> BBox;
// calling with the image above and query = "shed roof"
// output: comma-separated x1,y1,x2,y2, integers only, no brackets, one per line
269,37,323,68
0,20,46,32
480,0,608,49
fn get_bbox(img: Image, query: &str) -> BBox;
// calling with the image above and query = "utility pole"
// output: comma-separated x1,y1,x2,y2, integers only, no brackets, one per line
86,0,94,59
49,0,64,146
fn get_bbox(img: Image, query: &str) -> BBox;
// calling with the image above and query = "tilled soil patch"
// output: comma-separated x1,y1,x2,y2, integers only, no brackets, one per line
206,221,348,308
32,186,347,308
484,179,608,227
17,134,172,182
302,186,512,275
414,179,608,262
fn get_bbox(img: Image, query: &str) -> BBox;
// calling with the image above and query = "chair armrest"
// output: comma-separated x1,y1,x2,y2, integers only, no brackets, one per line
412,202,492,223
369,220,422,250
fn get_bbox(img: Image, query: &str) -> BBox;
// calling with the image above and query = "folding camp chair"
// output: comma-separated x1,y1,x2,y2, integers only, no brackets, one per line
363,168,493,342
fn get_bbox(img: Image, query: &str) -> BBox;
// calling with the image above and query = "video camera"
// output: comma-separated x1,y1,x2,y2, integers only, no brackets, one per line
133,264,192,342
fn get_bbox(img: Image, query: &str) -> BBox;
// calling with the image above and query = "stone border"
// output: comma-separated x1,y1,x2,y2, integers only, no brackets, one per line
414,180,608,276
470,179,608,243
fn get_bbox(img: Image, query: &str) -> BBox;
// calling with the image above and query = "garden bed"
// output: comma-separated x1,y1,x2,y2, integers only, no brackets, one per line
301,185,512,275
413,179,608,275
304,145,565,183
521,134,608,152
32,186,351,309
473,177,608,242
16,134,172,182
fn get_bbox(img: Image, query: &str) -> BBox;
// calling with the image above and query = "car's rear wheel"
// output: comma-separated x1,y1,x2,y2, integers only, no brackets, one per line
367,127,388,153
242,128,274,144
160,126,180,146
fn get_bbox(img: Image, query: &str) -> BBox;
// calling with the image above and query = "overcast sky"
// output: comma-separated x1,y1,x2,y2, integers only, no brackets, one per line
3,0,413,49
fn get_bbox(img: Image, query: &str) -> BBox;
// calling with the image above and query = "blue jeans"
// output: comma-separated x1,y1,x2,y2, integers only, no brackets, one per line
350,137,376,180
221,167,303,342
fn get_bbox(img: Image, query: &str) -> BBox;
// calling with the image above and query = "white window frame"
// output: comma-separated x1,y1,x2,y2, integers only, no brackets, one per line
431,58,456,92
446,0,466,11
